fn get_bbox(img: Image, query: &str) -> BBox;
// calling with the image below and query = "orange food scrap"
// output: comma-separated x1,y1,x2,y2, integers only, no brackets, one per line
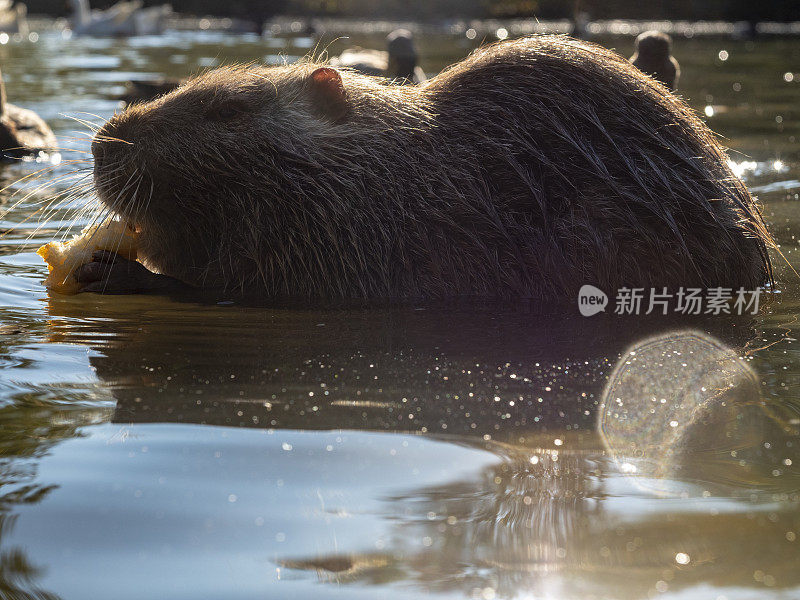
37,219,139,295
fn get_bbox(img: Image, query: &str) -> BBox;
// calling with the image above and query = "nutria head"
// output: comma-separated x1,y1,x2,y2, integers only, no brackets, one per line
92,63,426,293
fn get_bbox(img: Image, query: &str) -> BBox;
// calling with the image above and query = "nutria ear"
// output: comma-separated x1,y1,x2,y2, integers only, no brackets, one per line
308,67,349,123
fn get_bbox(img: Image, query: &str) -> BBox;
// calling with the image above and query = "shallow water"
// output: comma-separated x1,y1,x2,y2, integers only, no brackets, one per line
1,26,799,600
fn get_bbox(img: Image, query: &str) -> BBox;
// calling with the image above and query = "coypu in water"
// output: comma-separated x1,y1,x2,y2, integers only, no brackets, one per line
330,28,425,83
0,67,56,159
630,30,680,90
80,36,772,299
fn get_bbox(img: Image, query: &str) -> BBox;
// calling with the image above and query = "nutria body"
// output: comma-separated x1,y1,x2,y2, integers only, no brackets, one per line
0,68,56,159
630,31,680,90
87,36,772,299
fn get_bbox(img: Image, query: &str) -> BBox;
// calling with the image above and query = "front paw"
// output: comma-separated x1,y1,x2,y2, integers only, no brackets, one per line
75,250,161,294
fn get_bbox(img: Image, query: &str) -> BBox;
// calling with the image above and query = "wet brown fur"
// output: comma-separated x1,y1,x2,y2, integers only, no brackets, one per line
92,35,773,299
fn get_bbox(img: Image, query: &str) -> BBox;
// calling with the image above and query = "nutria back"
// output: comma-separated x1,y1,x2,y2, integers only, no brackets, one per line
91,36,772,300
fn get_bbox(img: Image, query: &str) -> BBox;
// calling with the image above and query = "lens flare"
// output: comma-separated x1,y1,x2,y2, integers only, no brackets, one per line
598,330,761,496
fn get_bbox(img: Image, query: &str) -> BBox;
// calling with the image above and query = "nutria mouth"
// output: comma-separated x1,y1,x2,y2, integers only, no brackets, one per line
90,35,773,299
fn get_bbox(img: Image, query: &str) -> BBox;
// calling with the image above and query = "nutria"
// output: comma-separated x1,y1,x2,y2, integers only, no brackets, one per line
630,30,680,90
0,67,57,159
80,36,772,299
330,28,425,83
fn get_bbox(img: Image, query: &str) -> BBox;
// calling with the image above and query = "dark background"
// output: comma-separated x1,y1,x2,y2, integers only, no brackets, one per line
22,0,800,21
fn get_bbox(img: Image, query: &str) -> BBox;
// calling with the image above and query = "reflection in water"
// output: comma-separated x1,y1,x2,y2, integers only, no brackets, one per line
0,313,111,600
40,295,764,439
280,436,799,599
267,329,799,599
0,547,60,600
278,554,397,584
0,401,106,600
27,294,797,598
0,463,59,600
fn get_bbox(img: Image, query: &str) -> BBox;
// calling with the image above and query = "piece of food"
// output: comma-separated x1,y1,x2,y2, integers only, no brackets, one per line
37,218,139,295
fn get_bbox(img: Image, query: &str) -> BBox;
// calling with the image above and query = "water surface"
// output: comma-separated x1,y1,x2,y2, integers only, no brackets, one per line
0,25,799,600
